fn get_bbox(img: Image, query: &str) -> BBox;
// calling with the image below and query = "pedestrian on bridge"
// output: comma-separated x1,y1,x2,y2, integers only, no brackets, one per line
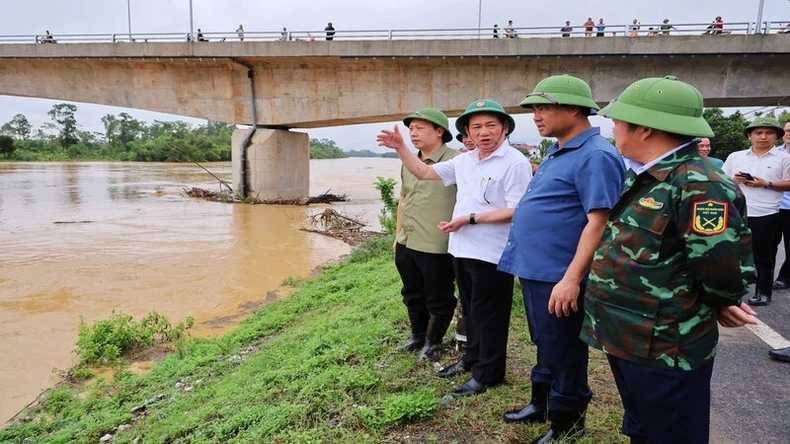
236,24,245,41
582,75,757,444
500,75,625,443
378,99,531,398
391,108,458,365
325,22,335,41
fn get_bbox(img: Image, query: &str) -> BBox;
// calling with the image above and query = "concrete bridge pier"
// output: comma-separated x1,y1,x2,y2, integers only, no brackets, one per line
231,128,310,201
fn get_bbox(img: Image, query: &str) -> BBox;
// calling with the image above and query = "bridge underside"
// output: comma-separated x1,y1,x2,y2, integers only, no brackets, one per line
0,53,787,127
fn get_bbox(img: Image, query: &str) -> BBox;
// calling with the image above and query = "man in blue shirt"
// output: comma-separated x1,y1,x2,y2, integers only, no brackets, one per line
499,75,625,443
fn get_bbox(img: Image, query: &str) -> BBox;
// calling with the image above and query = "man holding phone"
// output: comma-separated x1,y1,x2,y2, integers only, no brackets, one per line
722,117,790,306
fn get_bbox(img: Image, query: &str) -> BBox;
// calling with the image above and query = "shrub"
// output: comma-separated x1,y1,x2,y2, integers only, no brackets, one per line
373,177,398,235
75,311,194,365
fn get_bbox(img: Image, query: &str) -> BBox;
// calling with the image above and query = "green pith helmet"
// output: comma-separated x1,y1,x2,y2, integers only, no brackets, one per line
519,74,600,113
745,117,785,139
454,99,516,136
599,75,714,138
403,108,453,144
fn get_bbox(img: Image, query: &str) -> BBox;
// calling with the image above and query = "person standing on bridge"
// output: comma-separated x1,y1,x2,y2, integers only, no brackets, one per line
391,108,459,364
582,75,757,444
499,75,625,442
378,100,531,397
722,117,790,307
596,19,606,37
325,22,336,41
236,24,245,41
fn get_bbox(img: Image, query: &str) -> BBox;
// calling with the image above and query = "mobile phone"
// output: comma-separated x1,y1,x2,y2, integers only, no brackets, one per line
737,172,755,181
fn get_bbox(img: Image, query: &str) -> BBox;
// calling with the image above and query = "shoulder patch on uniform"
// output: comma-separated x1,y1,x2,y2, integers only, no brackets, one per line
638,197,664,210
692,200,728,236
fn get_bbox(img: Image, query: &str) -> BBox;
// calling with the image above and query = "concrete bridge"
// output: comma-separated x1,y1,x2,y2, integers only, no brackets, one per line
1,35,788,199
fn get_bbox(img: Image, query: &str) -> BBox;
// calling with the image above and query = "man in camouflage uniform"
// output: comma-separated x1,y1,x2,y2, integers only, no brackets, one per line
581,76,758,444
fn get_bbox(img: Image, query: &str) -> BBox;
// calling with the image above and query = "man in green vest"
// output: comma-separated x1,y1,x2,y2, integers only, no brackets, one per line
394,108,459,363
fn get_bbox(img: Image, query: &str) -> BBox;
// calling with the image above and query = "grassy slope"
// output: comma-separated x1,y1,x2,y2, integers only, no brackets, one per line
0,236,625,443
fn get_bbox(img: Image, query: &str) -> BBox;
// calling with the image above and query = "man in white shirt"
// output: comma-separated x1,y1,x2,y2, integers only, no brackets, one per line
378,99,532,397
722,117,790,306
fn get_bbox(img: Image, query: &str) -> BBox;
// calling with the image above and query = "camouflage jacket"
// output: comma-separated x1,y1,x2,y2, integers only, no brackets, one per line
581,144,755,370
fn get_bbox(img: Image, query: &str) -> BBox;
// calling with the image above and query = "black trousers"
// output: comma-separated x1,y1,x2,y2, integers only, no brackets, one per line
775,209,790,281
394,243,456,318
608,355,713,444
453,256,514,385
748,213,781,295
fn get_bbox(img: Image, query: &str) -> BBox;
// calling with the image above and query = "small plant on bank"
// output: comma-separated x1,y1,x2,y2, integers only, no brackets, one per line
75,311,194,365
374,176,398,235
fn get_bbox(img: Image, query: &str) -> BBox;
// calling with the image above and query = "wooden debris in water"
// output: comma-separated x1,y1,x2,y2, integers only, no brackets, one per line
301,208,380,246
183,187,348,205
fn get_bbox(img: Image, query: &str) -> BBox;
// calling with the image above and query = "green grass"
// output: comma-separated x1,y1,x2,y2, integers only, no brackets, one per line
0,235,625,443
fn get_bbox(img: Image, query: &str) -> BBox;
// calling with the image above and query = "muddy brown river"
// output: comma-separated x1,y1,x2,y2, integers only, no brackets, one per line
0,158,401,422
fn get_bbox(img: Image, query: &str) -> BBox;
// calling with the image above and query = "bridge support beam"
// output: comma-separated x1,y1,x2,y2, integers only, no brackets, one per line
231,128,309,201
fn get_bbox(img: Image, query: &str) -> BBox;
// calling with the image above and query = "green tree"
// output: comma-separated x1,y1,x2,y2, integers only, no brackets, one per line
703,108,748,160
1,114,32,140
47,103,79,147
0,135,15,157
309,138,348,159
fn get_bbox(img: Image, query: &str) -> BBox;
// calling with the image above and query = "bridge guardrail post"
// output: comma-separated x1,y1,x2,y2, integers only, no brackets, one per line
35,35,40,44
112,34,117,43
388,30,393,40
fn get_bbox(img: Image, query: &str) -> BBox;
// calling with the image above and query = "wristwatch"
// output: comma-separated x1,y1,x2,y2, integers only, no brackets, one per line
766,181,774,189
469,213,477,225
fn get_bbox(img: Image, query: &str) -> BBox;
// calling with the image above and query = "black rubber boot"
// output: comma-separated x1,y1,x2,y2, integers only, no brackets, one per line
417,315,452,363
531,409,586,444
503,382,549,423
397,307,428,352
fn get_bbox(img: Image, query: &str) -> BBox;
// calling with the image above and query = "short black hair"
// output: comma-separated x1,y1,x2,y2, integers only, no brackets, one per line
625,122,693,145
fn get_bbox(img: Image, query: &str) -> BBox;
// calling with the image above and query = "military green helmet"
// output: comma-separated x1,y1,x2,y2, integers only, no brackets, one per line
455,99,516,136
599,75,714,138
403,107,453,144
744,117,785,139
519,74,600,113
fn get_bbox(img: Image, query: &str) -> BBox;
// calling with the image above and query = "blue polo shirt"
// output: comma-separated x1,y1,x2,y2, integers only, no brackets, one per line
498,127,625,282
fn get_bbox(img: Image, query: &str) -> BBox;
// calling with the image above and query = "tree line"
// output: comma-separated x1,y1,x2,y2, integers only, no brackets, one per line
0,104,235,162
1,104,786,162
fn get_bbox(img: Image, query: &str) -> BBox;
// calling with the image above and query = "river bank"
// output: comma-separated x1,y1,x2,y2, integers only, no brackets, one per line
0,236,626,443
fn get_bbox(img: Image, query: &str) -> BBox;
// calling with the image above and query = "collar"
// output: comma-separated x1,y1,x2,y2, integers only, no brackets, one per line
747,146,780,157
636,140,698,181
547,127,600,155
419,144,451,163
473,141,511,161
779,144,789,153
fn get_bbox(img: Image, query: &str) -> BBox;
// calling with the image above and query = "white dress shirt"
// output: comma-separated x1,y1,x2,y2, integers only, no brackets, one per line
722,147,790,217
433,142,532,264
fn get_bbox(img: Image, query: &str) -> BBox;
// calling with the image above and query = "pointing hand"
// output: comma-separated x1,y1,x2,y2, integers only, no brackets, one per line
376,125,407,151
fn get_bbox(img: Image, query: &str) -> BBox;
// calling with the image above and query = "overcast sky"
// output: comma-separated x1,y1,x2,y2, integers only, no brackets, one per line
1,0,788,150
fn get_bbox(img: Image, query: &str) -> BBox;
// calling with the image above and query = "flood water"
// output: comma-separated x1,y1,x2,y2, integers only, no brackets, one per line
0,158,401,422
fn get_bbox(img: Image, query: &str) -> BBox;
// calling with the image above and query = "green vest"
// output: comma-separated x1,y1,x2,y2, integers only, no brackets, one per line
396,145,458,254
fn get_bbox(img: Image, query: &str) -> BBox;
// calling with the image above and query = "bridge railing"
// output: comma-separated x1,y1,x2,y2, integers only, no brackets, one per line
0,21,787,45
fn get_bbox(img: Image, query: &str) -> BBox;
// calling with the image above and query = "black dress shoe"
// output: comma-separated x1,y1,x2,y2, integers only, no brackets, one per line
747,292,772,306
769,347,790,362
437,359,471,378
773,279,790,290
452,378,487,397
